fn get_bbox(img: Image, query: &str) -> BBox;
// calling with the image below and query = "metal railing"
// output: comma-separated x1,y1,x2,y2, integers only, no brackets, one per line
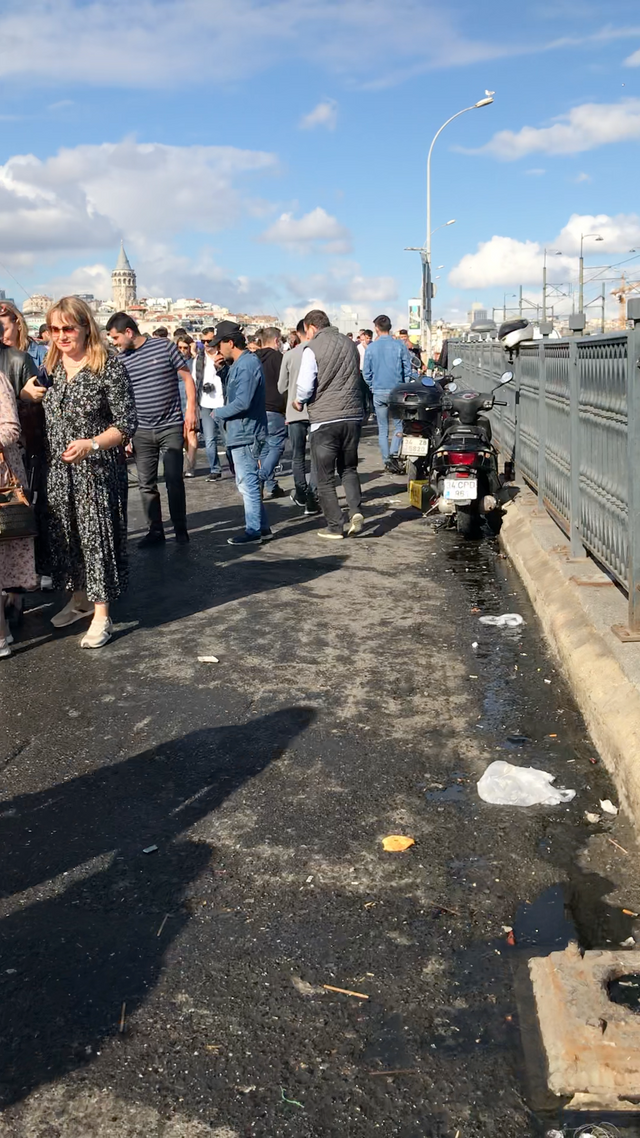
449,321,640,636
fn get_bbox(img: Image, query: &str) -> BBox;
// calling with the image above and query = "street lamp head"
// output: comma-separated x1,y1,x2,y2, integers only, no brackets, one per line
446,219,456,226
474,96,494,107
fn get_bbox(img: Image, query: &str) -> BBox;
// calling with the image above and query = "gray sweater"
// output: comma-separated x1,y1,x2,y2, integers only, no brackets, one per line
277,342,309,424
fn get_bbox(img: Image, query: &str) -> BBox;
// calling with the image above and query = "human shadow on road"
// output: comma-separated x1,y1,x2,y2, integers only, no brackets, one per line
0,705,315,1107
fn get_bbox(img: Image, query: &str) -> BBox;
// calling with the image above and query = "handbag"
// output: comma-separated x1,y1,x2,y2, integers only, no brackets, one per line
0,449,38,542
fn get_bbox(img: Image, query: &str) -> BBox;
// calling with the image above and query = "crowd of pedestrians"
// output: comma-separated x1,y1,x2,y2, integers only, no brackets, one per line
0,301,422,656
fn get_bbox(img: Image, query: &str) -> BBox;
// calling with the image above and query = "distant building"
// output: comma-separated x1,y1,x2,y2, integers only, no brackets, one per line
24,294,53,316
111,242,137,310
467,303,487,324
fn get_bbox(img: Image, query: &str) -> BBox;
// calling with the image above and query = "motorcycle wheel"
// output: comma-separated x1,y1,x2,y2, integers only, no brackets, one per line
456,505,481,538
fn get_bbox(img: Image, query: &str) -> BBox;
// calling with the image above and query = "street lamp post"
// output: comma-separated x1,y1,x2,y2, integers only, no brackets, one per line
423,95,494,358
542,248,563,322
579,232,604,314
405,224,454,349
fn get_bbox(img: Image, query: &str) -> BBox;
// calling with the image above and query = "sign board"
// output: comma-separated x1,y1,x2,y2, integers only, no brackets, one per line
408,299,421,332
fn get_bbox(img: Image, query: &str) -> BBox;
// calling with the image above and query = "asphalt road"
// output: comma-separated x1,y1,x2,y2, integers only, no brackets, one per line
1,426,638,1138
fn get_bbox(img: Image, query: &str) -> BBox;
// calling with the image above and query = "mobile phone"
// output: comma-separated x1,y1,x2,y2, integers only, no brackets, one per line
34,368,53,389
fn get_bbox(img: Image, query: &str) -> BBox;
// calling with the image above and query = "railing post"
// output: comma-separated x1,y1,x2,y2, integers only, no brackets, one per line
568,338,583,557
513,350,522,480
626,311,640,632
538,341,546,510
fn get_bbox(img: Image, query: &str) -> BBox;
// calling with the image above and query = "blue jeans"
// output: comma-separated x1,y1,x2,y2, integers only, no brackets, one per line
232,441,269,536
259,411,288,492
373,394,402,462
201,408,226,473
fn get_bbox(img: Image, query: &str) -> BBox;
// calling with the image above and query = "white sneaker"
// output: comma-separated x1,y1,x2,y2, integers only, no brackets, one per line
51,598,95,628
347,512,364,537
0,638,12,658
81,618,113,649
39,575,53,591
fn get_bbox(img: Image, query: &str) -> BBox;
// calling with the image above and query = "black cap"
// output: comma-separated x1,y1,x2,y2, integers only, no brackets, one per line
211,319,242,347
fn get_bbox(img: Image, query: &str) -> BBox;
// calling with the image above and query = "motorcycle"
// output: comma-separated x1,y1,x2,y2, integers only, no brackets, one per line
388,358,463,490
430,370,514,537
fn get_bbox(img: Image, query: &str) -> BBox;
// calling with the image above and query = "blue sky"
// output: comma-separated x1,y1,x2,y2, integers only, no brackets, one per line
1,0,640,325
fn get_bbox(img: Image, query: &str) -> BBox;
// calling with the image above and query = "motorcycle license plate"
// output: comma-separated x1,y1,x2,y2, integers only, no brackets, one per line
401,436,429,457
444,477,477,501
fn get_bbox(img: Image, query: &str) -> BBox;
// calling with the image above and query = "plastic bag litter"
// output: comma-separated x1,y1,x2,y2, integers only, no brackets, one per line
477,760,576,807
600,799,619,816
478,613,524,628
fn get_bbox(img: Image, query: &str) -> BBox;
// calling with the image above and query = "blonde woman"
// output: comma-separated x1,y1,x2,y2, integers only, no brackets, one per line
0,301,47,367
21,297,137,649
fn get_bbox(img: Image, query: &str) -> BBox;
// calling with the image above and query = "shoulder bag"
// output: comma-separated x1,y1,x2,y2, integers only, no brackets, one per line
0,449,38,541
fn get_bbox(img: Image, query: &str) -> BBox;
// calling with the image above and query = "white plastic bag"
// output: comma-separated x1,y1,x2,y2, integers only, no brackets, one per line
478,613,524,628
477,760,576,807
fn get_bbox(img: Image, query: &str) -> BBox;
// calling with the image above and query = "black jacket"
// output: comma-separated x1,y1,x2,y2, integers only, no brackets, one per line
3,344,37,399
257,347,285,413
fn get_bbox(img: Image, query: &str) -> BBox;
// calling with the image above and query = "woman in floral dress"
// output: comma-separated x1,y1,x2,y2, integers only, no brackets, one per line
0,372,37,657
21,297,137,649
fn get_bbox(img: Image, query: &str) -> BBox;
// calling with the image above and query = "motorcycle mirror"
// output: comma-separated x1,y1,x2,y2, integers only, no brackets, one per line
452,358,462,367
445,382,458,392
499,371,513,384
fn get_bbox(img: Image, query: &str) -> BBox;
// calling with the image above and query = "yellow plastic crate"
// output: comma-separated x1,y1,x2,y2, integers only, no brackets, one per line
409,480,431,510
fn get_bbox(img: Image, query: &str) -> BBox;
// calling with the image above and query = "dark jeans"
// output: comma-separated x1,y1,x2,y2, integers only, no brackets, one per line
259,411,288,492
288,420,316,496
133,424,187,533
310,420,362,533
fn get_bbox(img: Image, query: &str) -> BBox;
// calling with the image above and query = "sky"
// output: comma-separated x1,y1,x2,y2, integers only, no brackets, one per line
1,0,640,326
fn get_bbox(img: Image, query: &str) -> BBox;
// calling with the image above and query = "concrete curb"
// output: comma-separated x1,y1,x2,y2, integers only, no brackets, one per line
500,500,640,828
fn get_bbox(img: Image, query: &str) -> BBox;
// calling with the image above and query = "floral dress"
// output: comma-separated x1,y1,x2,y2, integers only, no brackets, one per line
0,372,37,591
44,356,137,603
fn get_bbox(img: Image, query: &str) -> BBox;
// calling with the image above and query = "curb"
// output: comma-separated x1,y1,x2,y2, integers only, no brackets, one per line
499,501,640,828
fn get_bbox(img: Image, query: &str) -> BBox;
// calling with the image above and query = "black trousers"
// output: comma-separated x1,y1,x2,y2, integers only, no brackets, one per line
133,425,187,533
288,420,315,496
309,420,362,533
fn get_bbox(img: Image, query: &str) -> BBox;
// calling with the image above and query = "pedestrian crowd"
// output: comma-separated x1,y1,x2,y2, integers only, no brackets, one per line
0,299,423,656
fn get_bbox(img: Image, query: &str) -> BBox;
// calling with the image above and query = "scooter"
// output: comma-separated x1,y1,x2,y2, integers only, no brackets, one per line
430,370,514,537
388,358,462,488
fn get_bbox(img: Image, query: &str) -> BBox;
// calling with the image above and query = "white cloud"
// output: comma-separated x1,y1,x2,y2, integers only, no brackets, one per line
448,211,640,289
0,139,277,263
299,100,337,131
525,168,546,176
474,98,640,159
261,208,352,255
575,171,592,182
624,47,640,65
284,266,397,306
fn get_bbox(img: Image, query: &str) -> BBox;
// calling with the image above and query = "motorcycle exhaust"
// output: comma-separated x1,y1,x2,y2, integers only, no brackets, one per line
436,497,456,515
479,495,497,514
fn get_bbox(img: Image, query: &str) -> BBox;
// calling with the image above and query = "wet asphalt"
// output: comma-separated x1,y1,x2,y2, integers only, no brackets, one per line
1,425,639,1138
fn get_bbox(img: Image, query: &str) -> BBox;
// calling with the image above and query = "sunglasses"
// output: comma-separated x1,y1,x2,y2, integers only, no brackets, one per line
50,325,82,335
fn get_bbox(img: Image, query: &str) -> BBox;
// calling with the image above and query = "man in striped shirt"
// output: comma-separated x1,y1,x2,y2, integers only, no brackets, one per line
107,312,197,546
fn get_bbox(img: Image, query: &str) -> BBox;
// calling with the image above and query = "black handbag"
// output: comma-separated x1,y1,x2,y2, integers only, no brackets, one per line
0,452,38,542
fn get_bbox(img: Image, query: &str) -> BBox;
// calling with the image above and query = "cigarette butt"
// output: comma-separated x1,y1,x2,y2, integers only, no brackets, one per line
157,914,170,937
323,984,369,999
119,1002,126,1033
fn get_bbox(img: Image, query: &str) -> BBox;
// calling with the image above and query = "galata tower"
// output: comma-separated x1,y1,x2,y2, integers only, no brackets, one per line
111,242,137,310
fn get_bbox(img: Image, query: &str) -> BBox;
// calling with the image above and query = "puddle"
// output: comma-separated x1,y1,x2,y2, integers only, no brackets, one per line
513,884,576,949
426,785,466,803
608,973,640,1014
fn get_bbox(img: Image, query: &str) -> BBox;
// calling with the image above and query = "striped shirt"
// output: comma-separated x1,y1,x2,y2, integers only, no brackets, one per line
119,336,187,430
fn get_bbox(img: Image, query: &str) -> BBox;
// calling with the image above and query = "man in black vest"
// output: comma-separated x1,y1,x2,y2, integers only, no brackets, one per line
293,309,364,541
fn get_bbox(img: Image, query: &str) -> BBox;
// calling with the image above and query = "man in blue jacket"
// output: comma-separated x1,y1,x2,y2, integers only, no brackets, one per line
212,321,272,545
363,314,413,474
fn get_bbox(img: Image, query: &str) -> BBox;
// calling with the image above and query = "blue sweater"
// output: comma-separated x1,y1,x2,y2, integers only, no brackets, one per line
363,335,412,394
214,350,268,447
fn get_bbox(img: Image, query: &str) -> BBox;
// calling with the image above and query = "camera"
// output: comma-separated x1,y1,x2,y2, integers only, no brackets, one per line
202,382,216,394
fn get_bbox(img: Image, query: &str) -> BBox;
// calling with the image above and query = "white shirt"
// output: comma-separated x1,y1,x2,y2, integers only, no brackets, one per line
200,354,224,409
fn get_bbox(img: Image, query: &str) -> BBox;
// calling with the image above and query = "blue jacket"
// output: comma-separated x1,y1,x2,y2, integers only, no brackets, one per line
214,350,268,448
363,335,412,394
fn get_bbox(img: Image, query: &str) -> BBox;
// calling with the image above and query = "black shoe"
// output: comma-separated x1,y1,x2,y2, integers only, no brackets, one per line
261,528,275,542
267,485,286,499
385,458,403,475
227,531,262,545
138,529,165,548
304,493,321,516
175,529,190,545
290,488,307,508
206,471,222,482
